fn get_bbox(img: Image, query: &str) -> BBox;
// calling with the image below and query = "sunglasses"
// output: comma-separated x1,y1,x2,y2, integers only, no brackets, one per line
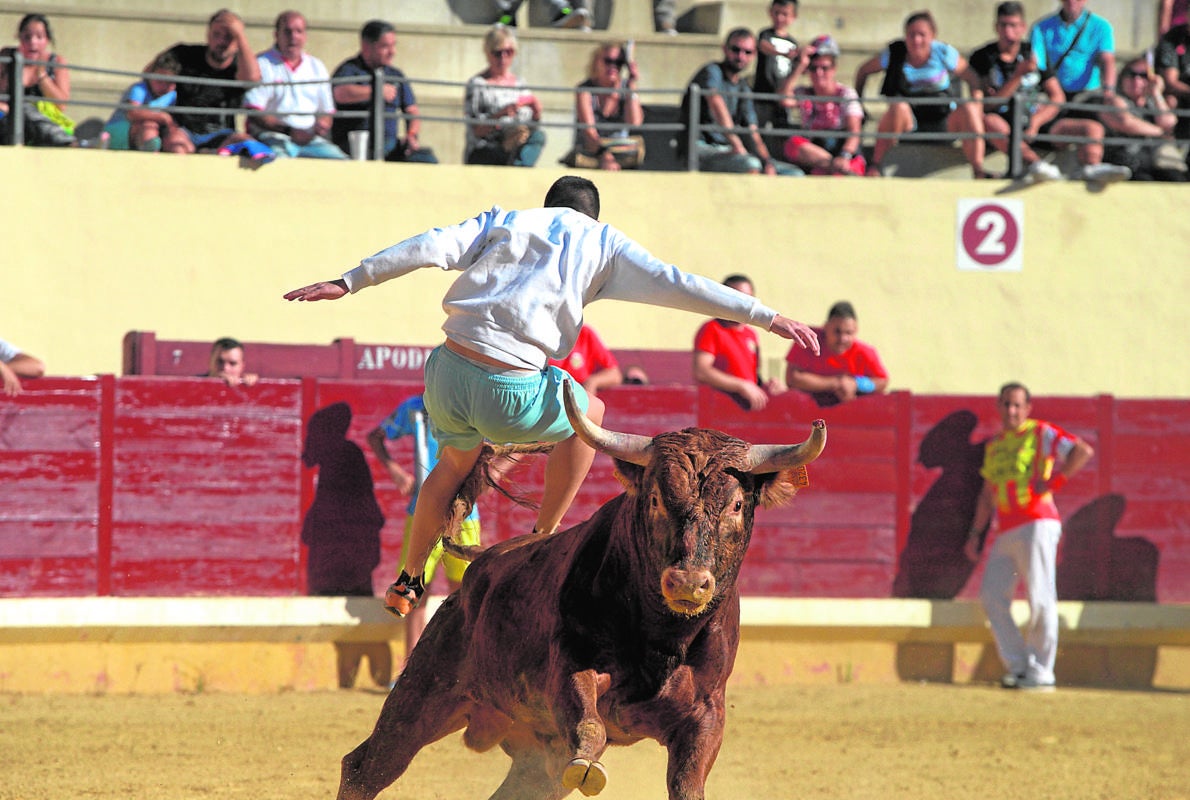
809,63,834,72
1124,70,1148,78
490,47,516,57
602,56,624,67
729,45,755,55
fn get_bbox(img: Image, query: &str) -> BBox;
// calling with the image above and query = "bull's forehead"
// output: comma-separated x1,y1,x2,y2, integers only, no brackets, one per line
649,430,751,504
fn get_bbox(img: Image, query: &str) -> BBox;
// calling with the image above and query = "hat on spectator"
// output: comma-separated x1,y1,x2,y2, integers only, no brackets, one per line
810,35,839,57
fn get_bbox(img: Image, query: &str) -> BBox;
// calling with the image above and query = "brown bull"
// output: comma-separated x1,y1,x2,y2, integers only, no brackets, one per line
339,382,826,800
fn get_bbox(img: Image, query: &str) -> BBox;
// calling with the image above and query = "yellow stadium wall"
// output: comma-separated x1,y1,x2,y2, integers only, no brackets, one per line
3,147,1186,398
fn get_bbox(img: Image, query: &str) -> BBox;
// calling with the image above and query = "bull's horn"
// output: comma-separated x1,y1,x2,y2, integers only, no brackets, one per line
562,380,653,466
746,419,827,473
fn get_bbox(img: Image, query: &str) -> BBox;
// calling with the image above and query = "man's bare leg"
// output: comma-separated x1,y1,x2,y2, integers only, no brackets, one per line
534,395,605,534
385,443,483,616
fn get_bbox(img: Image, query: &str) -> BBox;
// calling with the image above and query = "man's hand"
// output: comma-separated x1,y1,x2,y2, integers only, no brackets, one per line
769,315,821,354
963,534,982,563
283,279,348,302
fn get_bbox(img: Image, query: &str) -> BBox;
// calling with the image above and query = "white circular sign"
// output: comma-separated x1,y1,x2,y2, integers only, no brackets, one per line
956,199,1024,272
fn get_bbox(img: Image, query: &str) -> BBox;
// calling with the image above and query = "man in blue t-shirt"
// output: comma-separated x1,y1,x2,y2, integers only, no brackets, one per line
331,19,437,163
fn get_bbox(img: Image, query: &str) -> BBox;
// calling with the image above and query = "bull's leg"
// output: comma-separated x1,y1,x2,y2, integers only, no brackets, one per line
556,668,611,796
488,731,572,800
661,696,726,800
338,603,470,800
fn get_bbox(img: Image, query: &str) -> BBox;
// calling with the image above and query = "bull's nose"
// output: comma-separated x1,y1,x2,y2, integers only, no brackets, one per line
661,568,716,615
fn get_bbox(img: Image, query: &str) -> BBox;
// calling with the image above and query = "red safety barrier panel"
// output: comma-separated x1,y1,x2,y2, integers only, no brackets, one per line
1,377,1185,601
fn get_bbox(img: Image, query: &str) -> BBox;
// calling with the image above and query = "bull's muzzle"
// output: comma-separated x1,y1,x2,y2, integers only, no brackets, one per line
660,567,716,616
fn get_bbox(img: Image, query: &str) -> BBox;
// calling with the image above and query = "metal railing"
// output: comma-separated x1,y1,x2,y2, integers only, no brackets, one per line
3,52,1186,177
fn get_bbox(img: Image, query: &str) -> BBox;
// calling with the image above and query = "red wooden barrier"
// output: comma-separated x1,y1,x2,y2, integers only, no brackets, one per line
1,377,1186,602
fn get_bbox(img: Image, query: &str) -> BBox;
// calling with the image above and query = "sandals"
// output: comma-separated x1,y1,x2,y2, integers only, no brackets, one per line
384,572,425,618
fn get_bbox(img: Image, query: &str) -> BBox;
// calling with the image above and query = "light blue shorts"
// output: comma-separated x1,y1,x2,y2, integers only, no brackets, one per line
423,344,590,451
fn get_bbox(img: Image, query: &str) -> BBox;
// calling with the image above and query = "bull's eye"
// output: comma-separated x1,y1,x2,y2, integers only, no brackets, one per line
731,499,743,514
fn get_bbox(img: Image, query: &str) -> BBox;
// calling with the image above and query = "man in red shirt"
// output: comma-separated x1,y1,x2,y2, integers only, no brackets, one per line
548,325,623,396
964,382,1094,691
785,300,888,407
692,274,785,410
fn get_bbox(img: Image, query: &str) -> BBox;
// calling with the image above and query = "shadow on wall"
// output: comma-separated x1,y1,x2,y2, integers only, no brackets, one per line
301,402,392,688
893,410,985,599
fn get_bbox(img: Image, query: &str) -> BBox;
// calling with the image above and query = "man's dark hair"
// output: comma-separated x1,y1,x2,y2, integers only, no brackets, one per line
544,176,600,219
724,27,754,47
360,19,396,43
722,273,753,290
995,1,1025,19
827,301,857,321
771,0,799,10
210,337,244,354
999,381,1032,403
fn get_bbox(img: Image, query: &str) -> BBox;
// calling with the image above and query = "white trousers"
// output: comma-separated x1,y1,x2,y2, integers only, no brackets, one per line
979,519,1062,684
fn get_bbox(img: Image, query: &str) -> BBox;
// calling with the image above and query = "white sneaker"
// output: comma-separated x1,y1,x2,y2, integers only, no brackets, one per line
1018,677,1056,692
1078,163,1132,183
552,7,591,29
1027,160,1062,182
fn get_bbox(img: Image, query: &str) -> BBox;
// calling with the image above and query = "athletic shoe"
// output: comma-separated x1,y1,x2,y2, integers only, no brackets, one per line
1078,163,1132,183
1000,673,1025,689
1027,160,1062,182
383,572,424,618
552,7,592,30
1018,677,1057,692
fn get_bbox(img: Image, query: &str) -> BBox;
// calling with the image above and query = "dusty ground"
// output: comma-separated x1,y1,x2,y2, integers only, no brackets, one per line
1,683,1186,800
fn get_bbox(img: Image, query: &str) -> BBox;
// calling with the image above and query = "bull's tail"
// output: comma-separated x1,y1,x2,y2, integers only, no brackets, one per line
439,441,555,555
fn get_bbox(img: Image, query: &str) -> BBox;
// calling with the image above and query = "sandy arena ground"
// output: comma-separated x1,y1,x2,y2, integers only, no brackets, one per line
2,683,1186,800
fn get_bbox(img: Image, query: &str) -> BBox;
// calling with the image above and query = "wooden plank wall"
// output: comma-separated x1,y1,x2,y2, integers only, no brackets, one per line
1,377,1186,602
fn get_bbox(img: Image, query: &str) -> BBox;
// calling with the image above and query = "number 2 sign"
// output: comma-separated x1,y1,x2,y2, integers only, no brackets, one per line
955,199,1024,272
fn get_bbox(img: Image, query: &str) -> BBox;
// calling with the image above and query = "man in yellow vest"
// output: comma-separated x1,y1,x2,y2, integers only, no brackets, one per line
964,382,1094,691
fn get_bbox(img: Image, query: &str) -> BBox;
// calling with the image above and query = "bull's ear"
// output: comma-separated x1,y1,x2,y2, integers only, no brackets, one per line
612,458,646,494
757,465,809,509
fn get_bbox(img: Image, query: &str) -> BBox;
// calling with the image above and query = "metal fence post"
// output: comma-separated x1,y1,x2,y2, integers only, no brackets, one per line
9,51,25,146
370,67,385,160
685,84,700,172
1008,91,1024,179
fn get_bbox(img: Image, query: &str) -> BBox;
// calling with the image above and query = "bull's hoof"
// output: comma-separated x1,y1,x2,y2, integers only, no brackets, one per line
562,758,608,796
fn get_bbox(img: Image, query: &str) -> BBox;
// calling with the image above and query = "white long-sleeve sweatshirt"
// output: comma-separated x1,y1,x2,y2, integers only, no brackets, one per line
342,206,778,370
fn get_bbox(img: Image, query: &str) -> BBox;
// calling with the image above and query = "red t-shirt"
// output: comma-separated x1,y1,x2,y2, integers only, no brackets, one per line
785,327,888,379
693,319,759,382
548,325,618,384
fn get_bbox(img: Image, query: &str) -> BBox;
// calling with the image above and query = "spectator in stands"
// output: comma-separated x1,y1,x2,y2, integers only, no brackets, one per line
367,395,485,659
1159,0,1188,36
854,10,971,177
5,14,75,145
206,337,259,386
655,0,678,35
1028,0,1145,181
753,0,800,158
463,25,545,167
678,27,803,174
950,1,1099,181
781,35,867,175
156,9,264,156
785,301,889,407
1101,54,1186,180
568,41,644,171
331,20,437,163
0,337,45,397
964,381,1094,691
548,324,623,395
693,274,787,411
493,0,592,30
104,51,179,151
1156,13,1190,137
243,11,345,160
0,45,71,146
